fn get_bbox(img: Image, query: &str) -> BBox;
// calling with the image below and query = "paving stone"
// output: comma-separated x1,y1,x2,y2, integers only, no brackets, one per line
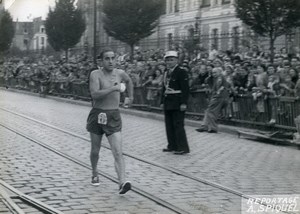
1,90,299,214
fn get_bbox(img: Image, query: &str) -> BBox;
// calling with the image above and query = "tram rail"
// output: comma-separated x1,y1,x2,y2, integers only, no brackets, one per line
0,107,291,214
0,180,64,214
0,121,191,214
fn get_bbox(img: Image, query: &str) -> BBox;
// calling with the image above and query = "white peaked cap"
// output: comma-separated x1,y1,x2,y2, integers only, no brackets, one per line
164,50,178,59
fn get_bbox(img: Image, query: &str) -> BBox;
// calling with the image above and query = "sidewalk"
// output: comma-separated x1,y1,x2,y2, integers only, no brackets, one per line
1,87,252,136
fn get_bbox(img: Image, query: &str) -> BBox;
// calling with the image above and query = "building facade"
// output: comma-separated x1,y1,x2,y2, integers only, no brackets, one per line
79,0,300,55
155,0,242,51
31,17,48,51
77,0,247,53
11,17,48,52
11,21,33,51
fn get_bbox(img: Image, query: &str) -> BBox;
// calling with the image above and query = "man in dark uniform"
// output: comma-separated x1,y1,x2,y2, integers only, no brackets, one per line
161,51,190,155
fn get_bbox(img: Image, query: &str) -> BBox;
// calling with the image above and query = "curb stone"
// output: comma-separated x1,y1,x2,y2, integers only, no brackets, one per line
1,87,253,135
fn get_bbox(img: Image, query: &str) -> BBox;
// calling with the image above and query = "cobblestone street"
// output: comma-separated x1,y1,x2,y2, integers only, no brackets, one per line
0,89,299,213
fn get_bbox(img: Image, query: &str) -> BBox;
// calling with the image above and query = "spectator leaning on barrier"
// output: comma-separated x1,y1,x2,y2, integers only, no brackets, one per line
266,64,281,124
295,72,300,97
232,64,248,94
196,67,229,133
289,68,299,85
224,64,235,118
280,74,295,97
151,66,163,87
266,64,281,95
147,66,164,105
190,64,209,91
252,65,268,101
142,65,162,105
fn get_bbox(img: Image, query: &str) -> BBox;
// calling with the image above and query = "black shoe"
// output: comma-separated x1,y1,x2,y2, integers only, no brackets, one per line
119,181,131,194
208,130,218,133
162,148,173,152
173,151,189,155
195,128,208,132
91,176,100,186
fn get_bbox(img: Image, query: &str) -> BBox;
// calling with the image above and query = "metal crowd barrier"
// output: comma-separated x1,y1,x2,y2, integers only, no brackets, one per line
0,76,299,130
231,95,300,130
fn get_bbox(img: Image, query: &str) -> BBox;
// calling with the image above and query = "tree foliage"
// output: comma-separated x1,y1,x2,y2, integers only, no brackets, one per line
0,10,15,53
103,0,164,58
45,0,85,58
235,0,300,61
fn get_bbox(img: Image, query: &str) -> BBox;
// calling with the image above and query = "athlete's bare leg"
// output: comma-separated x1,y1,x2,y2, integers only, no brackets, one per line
107,131,125,185
90,133,103,177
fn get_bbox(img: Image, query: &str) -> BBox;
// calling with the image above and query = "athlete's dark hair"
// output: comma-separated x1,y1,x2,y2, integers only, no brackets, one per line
98,48,114,59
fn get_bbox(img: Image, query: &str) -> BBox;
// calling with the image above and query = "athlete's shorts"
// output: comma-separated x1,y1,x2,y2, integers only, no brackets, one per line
86,108,122,136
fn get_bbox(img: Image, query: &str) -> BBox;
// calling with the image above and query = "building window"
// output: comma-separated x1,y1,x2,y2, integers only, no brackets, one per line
41,27,45,33
168,0,173,13
36,38,39,49
24,28,28,34
212,28,219,50
23,39,28,46
41,37,45,45
174,0,179,12
162,0,166,14
168,33,173,49
201,0,210,7
222,0,230,4
187,0,191,10
232,26,240,51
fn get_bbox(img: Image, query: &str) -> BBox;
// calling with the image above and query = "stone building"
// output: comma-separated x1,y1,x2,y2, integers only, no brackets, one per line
31,17,48,51
10,17,48,52
76,0,300,55
11,21,33,51
76,0,244,53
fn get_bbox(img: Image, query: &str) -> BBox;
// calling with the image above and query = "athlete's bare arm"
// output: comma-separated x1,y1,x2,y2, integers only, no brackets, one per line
89,70,120,100
120,70,134,101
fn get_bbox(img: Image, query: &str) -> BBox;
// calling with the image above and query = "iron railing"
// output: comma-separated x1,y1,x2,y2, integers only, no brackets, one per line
1,76,299,131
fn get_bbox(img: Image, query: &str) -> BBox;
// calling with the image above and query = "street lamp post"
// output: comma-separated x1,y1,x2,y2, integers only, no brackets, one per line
286,31,295,54
93,0,97,66
194,16,200,47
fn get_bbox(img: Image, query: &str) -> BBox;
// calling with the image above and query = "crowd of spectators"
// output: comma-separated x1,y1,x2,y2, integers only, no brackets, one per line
1,44,300,106
118,45,300,110
0,54,93,94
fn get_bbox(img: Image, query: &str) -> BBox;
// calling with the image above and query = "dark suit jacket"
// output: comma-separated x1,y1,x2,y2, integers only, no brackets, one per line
161,65,190,110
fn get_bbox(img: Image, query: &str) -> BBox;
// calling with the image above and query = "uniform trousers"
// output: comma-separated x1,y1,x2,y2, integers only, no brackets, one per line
164,109,189,152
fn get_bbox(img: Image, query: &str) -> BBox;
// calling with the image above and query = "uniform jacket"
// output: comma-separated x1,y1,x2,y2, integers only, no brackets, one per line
161,65,190,110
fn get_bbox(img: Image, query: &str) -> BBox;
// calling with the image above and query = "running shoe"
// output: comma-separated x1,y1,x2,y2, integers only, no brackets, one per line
91,176,100,186
119,181,131,194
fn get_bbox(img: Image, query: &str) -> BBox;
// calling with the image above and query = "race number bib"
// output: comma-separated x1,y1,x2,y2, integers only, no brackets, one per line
98,113,107,125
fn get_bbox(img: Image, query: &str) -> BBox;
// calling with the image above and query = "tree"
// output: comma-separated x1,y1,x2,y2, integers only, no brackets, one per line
183,28,200,56
0,10,15,54
45,0,85,61
235,0,300,62
103,0,164,61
